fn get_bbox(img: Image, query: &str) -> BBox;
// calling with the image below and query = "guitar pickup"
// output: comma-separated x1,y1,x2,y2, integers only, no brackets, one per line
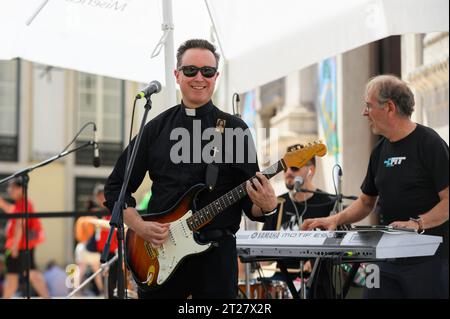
144,241,158,259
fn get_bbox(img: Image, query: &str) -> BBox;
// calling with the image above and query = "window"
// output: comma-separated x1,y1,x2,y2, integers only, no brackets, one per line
74,72,125,166
0,59,19,162
260,78,285,114
74,177,107,211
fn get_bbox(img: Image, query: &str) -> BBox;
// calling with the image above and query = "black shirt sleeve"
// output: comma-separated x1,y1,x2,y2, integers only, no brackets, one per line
104,123,151,212
420,129,449,193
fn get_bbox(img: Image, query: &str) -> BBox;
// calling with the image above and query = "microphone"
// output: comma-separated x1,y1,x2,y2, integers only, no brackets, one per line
294,176,304,193
93,125,100,168
337,167,343,203
233,93,241,118
136,80,162,99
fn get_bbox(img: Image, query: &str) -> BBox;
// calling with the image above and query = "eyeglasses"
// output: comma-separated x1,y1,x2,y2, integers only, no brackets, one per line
289,167,300,172
177,65,217,78
364,100,388,112
364,102,375,112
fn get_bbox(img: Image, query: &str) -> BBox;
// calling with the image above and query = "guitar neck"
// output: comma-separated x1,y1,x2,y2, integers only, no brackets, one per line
187,160,286,231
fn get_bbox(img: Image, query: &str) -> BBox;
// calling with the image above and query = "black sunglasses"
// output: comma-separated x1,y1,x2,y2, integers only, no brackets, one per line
178,65,217,78
289,167,300,172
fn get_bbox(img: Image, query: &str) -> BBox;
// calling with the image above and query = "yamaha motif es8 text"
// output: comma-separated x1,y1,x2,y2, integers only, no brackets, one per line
236,230,442,260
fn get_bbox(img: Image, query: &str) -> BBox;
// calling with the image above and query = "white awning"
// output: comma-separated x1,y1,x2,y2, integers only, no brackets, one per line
1,0,448,93
207,0,449,92
0,0,211,85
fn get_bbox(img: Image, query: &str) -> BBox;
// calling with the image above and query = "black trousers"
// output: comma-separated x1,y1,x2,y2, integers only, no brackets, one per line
6,249,37,274
364,257,448,299
137,234,238,299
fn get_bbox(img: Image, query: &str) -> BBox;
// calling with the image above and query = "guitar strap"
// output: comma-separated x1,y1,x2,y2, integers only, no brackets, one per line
204,118,227,191
205,164,219,191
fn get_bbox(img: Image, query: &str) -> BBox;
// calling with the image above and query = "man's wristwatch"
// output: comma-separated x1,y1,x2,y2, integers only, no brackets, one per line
409,217,424,233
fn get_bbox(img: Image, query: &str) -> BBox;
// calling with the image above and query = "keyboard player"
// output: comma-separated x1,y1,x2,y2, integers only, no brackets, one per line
302,75,449,299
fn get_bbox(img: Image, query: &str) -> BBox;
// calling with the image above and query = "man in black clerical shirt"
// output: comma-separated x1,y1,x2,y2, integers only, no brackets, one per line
105,39,278,298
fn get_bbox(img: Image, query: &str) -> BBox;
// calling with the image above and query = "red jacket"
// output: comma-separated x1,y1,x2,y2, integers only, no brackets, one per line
96,215,118,253
5,199,45,250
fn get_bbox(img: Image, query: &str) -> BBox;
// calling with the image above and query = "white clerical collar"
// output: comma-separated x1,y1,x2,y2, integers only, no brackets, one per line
185,108,196,116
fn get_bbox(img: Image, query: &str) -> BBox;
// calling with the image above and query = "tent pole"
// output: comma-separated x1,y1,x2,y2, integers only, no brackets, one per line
162,0,177,107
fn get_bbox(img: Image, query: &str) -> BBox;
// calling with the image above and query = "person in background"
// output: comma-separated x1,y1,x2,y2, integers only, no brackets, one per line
74,183,109,296
43,260,69,297
0,178,49,298
138,190,152,211
262,150,336,298
92,183,118,298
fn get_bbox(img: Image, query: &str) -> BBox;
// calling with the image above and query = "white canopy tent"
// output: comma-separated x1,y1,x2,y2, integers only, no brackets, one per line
0,0,213,106
208,0,449,93
0,0,448,100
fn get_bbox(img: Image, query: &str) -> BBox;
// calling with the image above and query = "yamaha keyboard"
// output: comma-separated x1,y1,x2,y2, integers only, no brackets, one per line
236,230,442,260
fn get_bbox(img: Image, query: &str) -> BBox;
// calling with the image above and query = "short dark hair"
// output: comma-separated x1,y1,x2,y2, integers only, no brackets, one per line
9,177,24,188
366,74,415,117
176,39,220,69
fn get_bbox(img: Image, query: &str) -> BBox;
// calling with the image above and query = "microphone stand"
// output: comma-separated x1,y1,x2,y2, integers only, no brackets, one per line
0,141,95,299
334,167,343,218
303,168,355,299
291,186,307,299
100,96,154,299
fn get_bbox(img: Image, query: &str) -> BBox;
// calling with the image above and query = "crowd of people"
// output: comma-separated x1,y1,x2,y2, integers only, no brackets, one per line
0,180,120,298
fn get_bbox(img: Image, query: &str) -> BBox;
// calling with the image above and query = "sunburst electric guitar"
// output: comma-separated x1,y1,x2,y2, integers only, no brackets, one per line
125,142,327,290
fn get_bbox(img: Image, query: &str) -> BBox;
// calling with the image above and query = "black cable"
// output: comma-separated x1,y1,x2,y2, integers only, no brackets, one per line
330,259,335,299
330,263,336,299
121,98,138,300
312,258,320,299
61,121,96,153
103,97,136,299
256,263,271,299
335,265,339,299
126,98,139,164
331,164,352,231
331,164,342,197
335,251,347,299
129,98,138,146
299,198,308,225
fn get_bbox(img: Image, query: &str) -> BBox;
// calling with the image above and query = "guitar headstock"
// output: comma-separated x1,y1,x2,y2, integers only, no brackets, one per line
283,141,327,168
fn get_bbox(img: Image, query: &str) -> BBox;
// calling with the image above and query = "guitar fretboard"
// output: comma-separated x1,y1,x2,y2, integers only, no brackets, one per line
187,160,285,231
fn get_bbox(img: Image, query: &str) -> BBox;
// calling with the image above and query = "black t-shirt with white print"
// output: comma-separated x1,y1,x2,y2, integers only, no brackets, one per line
361,124,449,258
